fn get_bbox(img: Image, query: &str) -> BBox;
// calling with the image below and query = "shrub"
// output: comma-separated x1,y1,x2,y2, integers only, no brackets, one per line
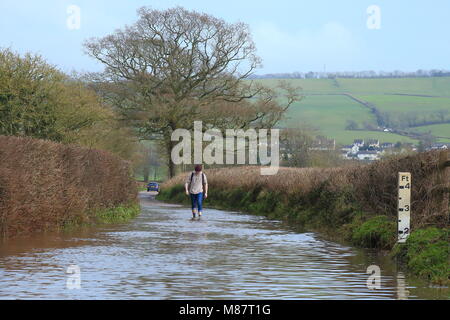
351,215,396,249
392,227,449,284
162,150,447,230
94,202,140,224
0,136,138,238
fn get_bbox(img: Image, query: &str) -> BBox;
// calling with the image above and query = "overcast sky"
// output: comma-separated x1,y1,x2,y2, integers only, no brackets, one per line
1,0,449,74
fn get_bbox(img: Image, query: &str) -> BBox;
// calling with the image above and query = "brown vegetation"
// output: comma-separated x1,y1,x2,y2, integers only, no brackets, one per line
163,150,449,229
0,135,138,238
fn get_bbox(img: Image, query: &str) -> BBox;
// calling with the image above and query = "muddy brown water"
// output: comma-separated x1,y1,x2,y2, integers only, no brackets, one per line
0,192,448,299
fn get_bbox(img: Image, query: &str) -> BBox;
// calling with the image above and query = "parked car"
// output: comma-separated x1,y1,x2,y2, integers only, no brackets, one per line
147,182,160,192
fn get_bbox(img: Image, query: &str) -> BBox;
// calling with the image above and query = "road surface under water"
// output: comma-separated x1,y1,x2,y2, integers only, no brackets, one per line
0,192,448,299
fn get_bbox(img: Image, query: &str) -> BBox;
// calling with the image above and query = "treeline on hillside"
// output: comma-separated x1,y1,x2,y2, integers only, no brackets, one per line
379,110,450,129
347,106,450,135
249,69,450,79
0,135,137,238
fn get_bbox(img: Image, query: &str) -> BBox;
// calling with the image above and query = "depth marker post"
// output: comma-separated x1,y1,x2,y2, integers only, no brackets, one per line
397,172,411,243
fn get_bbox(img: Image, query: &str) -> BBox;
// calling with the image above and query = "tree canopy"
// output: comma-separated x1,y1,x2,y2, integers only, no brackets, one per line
84,7,300,177
0,48,138,160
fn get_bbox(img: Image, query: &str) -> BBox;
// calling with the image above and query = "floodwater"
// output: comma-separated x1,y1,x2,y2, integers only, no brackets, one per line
0,192,448,299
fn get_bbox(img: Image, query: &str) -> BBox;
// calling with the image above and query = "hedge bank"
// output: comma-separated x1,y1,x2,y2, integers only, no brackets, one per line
0,135,138,238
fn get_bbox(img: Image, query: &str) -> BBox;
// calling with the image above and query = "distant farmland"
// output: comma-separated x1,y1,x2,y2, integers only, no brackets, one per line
414,123,450,143
255,77,450,145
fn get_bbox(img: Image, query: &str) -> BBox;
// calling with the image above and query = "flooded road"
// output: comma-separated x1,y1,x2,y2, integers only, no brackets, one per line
0,192,448,299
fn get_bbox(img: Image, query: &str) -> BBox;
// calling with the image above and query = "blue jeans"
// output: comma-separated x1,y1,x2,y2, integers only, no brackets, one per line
190,192,203,212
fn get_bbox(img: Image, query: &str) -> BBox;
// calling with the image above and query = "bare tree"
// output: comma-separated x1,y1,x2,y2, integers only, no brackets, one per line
280,128,314,167
84,7,300,177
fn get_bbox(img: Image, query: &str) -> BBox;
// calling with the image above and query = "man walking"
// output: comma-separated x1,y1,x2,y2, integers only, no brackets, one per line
185,164,208,219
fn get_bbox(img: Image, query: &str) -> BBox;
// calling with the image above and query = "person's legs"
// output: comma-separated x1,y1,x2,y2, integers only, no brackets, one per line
190,193,198,217
197,192,203,216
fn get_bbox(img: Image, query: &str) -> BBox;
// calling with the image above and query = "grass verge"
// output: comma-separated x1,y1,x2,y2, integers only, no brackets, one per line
62,201,140,231
391,227,449,285
94,201,141,224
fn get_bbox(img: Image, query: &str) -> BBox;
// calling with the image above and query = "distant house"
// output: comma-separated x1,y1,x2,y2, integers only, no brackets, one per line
367,139,380,148
341,144,359,159
341,145,353,152
310,136,336,150
349,145,359,155
279,143,296,159
353,139,364,147
430,143,449,150
356,151,379,161
380,142,394,149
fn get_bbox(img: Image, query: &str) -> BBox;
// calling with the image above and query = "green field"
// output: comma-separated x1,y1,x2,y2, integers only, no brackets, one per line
280,95,416,144
256,77,450,96
413,123,450,142
335,77,450,96
357,95,450,122
253,77,450,145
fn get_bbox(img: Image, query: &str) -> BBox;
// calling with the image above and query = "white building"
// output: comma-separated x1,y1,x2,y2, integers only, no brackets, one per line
430,143,448,150
341,144,359,156
353,139,364,147
367,139,380,148
356,151,379,161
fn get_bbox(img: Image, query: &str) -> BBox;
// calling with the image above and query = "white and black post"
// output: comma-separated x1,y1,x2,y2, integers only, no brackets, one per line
397,172,411,243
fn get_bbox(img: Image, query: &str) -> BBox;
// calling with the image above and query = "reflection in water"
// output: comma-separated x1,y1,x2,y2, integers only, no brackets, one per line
396,272,410,300
0,194,448,299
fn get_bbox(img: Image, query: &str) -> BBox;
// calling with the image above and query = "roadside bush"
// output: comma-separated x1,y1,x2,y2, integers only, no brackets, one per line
0,135,138,238
351,215,396,249
161,150,448,230
392,227,449,284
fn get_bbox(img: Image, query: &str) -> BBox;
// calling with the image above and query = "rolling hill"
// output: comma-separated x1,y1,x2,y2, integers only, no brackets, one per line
254,77,450,145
